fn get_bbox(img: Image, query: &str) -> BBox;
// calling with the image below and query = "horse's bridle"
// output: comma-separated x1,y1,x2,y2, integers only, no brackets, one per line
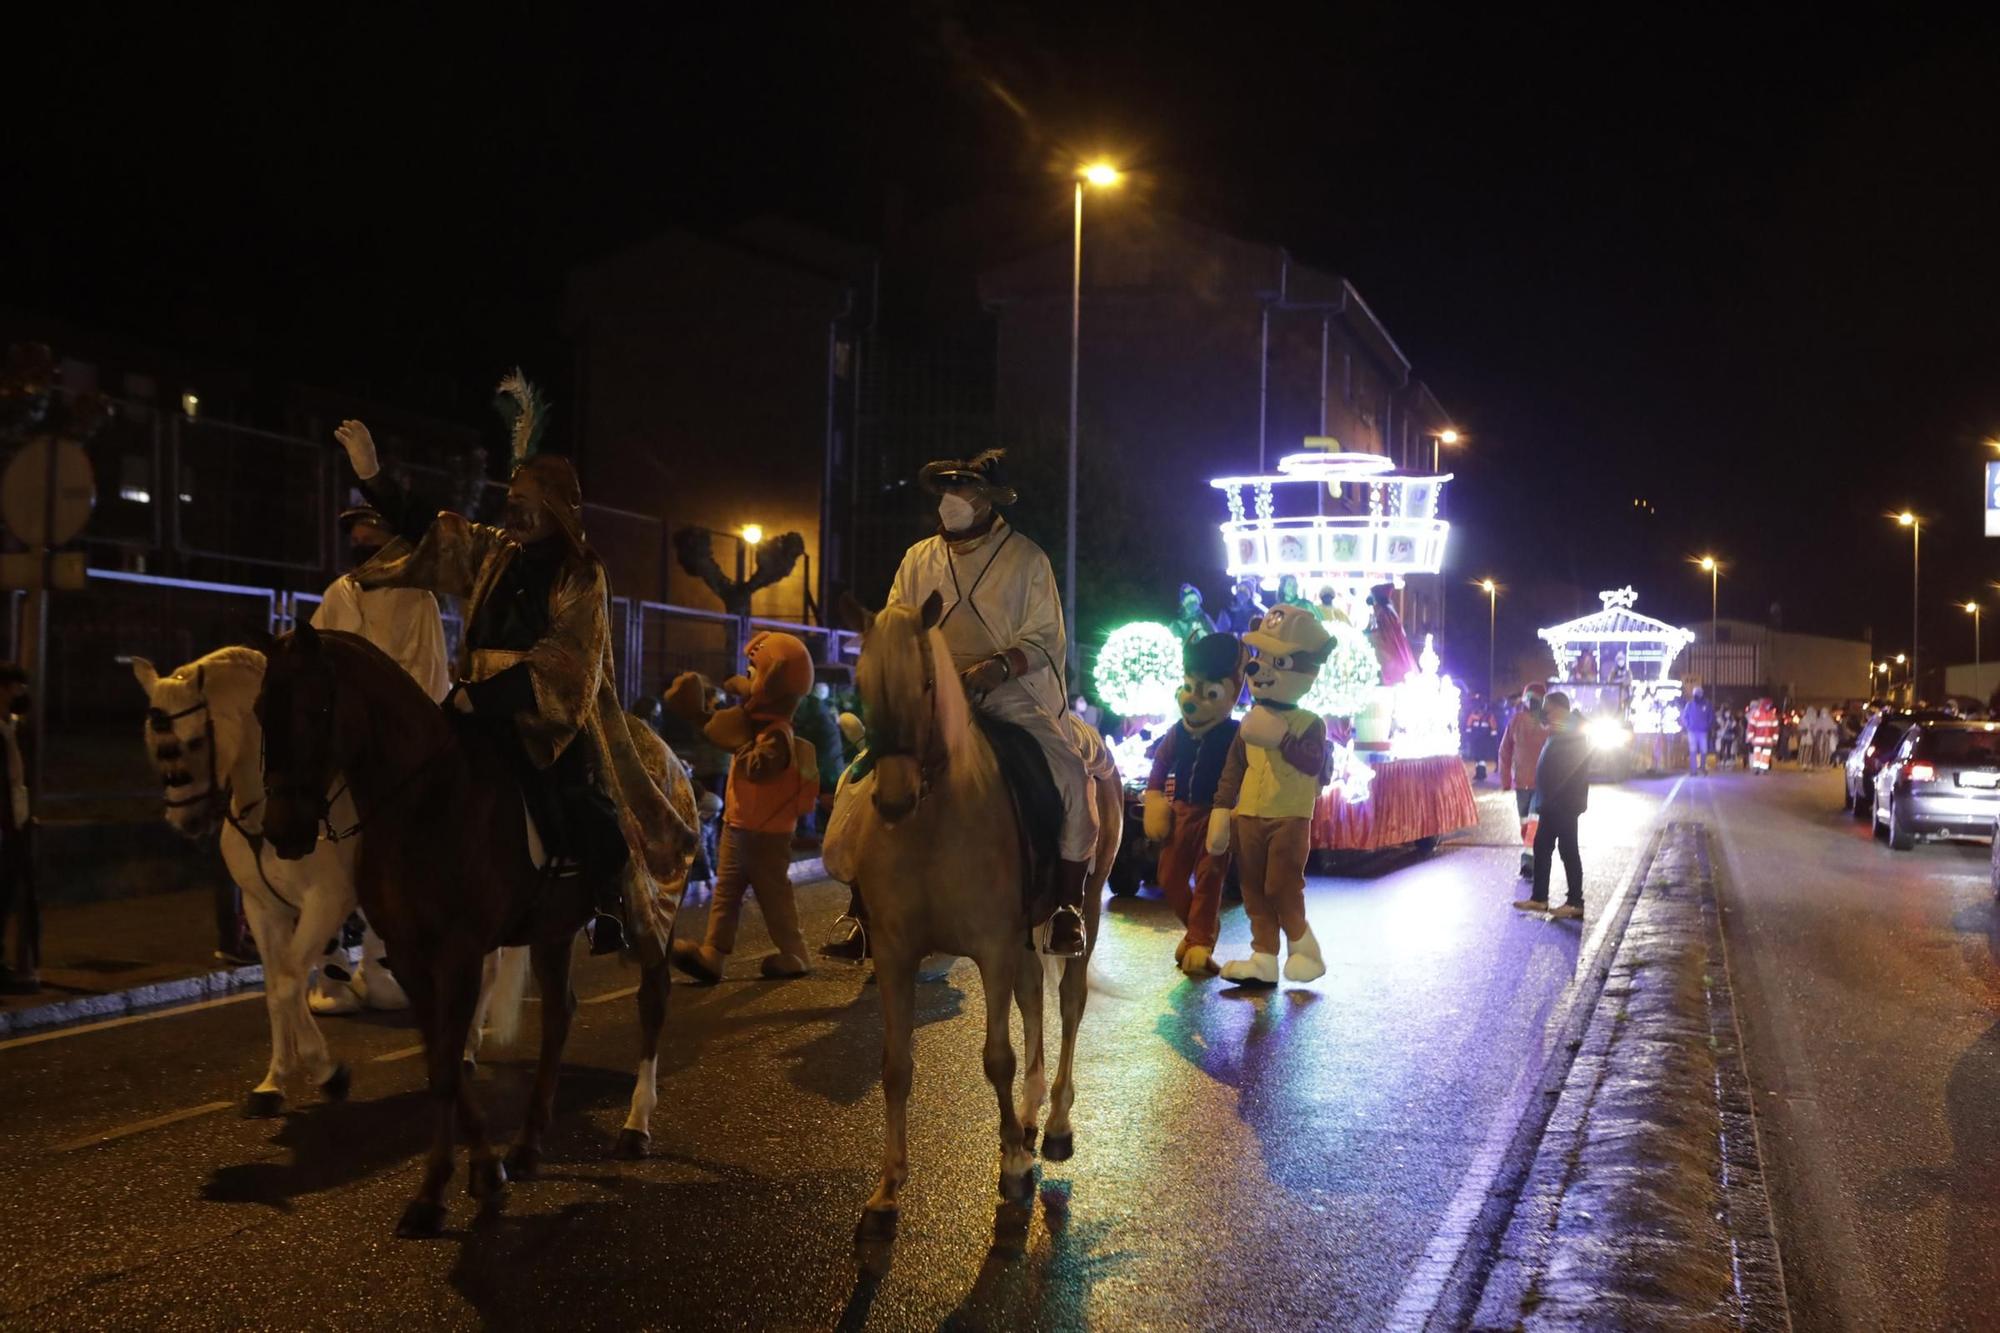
866,624,952,806
148,666,237,824
263,647,452,845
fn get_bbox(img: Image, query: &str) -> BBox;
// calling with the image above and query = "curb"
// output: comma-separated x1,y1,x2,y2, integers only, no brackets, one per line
0,859,834,1040
0,964,265,1039
1470,821,1790,1330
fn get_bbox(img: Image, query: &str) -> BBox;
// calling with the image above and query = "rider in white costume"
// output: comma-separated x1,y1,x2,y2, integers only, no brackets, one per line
885,450,1100,957
303,505,451,1012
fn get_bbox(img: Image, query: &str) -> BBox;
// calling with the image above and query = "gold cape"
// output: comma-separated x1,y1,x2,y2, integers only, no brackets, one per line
356,511,698,952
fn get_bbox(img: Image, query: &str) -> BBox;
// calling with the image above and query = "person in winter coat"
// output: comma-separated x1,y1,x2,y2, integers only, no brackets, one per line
1680,686,1714,776
1515,692,1590,919
1497,682,1550,877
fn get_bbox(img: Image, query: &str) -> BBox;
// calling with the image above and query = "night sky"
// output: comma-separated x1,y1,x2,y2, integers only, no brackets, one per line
11,5,2000,686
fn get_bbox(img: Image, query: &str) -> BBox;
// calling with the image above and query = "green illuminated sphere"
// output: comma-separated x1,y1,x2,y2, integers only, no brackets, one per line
1095,621,1184,717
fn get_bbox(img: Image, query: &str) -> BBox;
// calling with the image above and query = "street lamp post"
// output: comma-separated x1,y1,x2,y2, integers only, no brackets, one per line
1895,652,1909,703
1067,162,1121,682
1478,579,1498,700
1696,555,1720,684
1431,426,1460,474
1897,512,1919,698
1967,602,1983,678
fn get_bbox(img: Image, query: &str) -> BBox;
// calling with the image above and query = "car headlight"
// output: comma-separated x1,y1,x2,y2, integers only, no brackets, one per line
1585,717,1631,751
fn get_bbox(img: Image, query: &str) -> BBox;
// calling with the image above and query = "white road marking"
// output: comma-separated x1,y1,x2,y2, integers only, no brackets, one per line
1387,775,1684,1330
583,985,638,1006
372,1043,425,1062
54,1100,234,1153
0,991,264,1054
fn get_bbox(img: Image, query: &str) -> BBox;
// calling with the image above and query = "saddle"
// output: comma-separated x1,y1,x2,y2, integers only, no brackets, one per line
974,712,1063,927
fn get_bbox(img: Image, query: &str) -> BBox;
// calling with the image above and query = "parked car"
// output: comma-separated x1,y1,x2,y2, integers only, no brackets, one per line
1870,720,2000,850
1845,708,1953,818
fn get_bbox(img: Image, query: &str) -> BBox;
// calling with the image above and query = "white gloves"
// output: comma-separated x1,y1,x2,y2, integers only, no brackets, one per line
1205,806,1233,857
1142,789,1171,841
335,419,380,480
1239,703,1287,749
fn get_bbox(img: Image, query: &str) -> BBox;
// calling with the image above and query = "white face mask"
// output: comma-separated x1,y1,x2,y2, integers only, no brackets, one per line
939,494,978,532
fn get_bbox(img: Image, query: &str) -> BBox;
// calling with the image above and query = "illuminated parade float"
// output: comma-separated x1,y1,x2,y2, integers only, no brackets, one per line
1099,446,1478,858
1536,587,1696,774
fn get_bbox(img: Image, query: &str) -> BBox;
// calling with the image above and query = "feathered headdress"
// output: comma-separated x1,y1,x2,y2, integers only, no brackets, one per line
494,368,549,469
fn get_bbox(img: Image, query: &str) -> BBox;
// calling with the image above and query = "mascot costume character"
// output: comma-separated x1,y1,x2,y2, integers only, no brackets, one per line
1144,631,1245,977
1206,605,1334,986
664,633,820,981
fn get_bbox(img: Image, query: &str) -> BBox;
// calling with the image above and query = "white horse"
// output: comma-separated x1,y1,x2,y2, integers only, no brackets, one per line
133,647,497,1117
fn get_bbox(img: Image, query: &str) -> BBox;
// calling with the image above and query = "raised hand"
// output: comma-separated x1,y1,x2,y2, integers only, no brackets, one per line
334,419,380,479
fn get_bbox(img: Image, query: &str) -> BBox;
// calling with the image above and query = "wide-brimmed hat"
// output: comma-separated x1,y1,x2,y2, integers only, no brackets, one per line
918,449,1018,505
337,505,391,536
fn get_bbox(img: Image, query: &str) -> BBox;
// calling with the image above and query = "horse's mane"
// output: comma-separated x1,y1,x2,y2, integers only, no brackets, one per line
860,604,974,766
310,630,457,766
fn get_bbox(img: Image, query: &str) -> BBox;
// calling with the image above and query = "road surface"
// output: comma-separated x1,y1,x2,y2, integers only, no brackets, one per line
0,780,1666,1330
1699,766,2000,1331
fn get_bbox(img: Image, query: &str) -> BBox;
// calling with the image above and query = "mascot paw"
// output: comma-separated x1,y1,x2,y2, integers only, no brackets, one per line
1238,705,1288,749
1204,807,1234,858
1219,952,1279,986
702,704,759,752
1283,928,1327,983
1141,790,1172,842
661,672,713,724
671,940,725,985
1179,945,1219,978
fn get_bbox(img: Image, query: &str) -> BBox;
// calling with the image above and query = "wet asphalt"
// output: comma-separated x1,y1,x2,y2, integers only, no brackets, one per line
0,780,1664,1331
1699,766,2000,1332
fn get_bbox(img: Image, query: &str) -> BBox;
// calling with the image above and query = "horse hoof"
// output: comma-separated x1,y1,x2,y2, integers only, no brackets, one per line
396,1200,447,1239
506,1144,541,1179
319,1064,351,1102
243,1090,285,1119
999,1169,1035,1203
1021,1126,1038,1156
468,1157,509,1202
1042,1131,1075,1162
612,1128,651,1160
461,1057,478,1080
854,1207,899,1244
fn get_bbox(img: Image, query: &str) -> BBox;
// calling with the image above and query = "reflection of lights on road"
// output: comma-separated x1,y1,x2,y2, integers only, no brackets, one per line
1585,716,1631,751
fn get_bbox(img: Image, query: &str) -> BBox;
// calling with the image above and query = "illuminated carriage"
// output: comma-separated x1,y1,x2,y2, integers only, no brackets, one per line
1211,448,1477,852
1536,588,1696,775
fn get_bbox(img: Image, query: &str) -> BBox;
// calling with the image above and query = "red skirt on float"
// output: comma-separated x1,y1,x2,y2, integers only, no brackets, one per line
1311,755,1479,850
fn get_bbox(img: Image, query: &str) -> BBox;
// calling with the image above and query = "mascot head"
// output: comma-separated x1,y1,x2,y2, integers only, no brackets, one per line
704,631,816,750
1241,605,1331,706
1177,632,1246,735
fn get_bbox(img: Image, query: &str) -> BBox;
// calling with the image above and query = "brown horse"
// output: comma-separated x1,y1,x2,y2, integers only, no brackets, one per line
838,592,1122,1243
256,620,694,1238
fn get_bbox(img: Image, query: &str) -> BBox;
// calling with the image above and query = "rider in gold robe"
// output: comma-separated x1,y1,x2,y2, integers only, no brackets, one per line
331,381,691,954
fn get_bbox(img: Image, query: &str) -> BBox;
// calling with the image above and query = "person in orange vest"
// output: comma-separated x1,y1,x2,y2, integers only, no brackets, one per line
664,632,821,981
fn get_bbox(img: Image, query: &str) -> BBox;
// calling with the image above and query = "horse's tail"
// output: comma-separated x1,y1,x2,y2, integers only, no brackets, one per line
486,946,532,1048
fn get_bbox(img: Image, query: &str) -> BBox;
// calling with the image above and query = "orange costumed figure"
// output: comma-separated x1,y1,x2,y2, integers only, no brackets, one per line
664,632,820,981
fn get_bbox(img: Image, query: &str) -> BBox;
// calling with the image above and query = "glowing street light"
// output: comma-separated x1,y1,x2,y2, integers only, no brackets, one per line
1476,578,1499,699
740,523,763,547
1430,427,1463,473
1691,555,1722,685
1893,512,1920,697
1067,160,1125,678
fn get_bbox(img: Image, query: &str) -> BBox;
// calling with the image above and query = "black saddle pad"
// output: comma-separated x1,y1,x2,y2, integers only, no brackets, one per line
974,711,1062,926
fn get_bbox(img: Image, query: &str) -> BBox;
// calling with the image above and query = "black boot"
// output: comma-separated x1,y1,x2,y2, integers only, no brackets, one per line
1044,859,1089,958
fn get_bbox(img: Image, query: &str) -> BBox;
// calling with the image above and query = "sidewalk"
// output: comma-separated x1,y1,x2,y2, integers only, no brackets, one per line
0,853,830,1039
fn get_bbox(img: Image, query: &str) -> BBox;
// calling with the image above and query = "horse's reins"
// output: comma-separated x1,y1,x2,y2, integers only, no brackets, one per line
869,624,952,806
262,656,455,845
